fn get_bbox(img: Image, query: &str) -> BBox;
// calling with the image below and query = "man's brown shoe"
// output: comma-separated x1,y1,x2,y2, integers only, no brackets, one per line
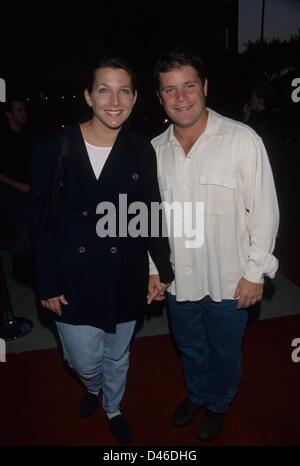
196,408,225,440
172,398,203,427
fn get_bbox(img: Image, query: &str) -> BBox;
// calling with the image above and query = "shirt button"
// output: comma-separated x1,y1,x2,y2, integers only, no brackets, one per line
82,210,88,216
110,246,118,254
60,181,63,186
132,173,139,181
78,246,86,254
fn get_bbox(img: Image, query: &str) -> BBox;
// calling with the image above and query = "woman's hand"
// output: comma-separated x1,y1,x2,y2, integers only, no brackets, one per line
147,274,170,304
41,295,68,316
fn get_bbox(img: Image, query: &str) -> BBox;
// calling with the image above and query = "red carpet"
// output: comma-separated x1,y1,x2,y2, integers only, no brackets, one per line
1,314,300,446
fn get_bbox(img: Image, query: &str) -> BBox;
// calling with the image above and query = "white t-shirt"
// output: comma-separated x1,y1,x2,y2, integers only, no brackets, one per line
84,141,112,179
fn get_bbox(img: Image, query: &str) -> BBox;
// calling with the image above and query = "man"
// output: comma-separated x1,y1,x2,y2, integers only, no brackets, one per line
0,97,32,249
148,46,279,441
242,82,294,211
243,82,284,170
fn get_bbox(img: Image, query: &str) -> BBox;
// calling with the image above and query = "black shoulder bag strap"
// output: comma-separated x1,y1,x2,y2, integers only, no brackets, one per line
49,126,70,222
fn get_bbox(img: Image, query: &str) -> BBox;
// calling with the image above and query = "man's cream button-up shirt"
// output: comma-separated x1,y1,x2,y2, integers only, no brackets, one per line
150,108,279,302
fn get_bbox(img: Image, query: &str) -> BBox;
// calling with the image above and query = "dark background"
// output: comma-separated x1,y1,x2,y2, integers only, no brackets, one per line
0,0,299,136
0,0,242,134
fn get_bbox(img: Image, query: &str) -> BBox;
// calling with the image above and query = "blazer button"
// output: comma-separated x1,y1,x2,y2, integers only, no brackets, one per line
78,246,86,253
82,210,88,216
110,246,118,254
132,173,139,181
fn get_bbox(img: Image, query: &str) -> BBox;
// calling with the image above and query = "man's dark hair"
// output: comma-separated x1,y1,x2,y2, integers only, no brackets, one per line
153,45,207,90
85,57,137,93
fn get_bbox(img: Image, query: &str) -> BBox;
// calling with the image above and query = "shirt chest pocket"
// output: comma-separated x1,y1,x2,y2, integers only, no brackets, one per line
199,173,237,216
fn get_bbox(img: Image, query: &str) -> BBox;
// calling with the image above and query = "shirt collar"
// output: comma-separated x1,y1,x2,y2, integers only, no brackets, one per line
204,107,228,137
158,107,228,148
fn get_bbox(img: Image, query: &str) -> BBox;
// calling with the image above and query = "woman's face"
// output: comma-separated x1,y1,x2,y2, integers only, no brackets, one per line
84,67,137,130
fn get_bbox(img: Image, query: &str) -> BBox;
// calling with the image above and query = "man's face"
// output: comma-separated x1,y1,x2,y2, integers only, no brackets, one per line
8,101,27,127
84,67,137,131
159,65,207,129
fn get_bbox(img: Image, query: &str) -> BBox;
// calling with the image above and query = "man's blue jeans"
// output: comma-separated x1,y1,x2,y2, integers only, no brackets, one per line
56,320,136,413
168,294,248,413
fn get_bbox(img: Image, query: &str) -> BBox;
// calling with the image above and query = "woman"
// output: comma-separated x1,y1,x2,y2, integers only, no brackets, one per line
29,58,174,444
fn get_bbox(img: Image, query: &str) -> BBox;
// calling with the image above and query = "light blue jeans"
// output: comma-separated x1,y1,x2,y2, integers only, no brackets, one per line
56,320,136,413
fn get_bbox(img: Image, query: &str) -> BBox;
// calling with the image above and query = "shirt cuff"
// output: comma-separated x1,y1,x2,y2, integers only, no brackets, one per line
243,248,278,284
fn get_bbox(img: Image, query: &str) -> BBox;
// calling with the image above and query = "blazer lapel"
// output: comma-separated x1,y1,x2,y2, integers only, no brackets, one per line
98,126,132,198
65,124,134,206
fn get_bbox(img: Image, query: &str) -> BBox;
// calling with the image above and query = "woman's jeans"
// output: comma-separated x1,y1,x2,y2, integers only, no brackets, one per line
168,294,248,413
56,320,136,413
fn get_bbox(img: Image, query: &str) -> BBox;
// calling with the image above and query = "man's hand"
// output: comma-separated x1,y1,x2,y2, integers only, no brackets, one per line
147,274,169,305
233,277,263,309
41,294,68,316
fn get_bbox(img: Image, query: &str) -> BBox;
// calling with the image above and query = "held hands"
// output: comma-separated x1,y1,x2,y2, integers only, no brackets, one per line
147,274,170,305
233,277,263,309
41,294,68,316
